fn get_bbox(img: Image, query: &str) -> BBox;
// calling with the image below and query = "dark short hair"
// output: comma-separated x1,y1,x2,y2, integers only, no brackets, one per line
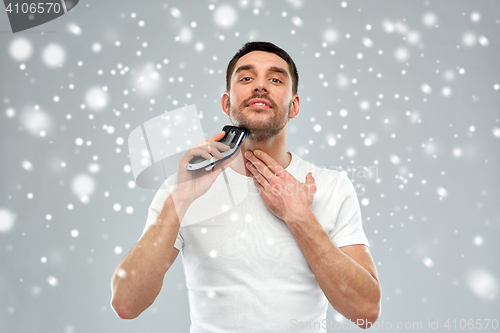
225,41,299,95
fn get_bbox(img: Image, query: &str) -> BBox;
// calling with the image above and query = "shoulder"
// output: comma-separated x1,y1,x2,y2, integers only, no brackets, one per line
149,172,178,208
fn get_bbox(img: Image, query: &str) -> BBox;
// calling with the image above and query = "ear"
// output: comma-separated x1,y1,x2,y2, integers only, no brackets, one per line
288,93,300,120
221,91,230,116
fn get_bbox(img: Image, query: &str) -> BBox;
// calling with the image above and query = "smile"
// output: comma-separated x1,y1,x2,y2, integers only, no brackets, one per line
246,99,272,109
248,104,271,110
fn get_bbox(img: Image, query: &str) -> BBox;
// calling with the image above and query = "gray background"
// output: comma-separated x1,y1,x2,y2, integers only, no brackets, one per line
1,0,499,332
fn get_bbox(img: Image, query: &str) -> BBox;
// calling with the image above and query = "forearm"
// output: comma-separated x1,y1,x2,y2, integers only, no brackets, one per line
287,210,381,327
110,193,190,319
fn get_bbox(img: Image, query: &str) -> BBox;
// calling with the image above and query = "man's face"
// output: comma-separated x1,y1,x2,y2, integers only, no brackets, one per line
222,51,299,142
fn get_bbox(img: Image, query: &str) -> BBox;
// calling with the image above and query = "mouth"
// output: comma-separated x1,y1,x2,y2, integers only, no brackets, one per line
246,99,272,110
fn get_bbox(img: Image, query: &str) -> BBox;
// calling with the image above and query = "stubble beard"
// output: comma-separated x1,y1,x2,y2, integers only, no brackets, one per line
227,95,292,142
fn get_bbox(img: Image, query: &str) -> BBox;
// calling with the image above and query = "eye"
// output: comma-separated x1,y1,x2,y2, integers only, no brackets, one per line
240,77,252,82
270,78,281,83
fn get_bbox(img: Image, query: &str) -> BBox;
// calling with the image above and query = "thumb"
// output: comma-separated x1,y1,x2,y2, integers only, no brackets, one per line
306,172,315,184
306,173,317,197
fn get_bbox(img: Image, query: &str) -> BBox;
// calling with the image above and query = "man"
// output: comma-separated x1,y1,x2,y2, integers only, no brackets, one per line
111,42,381,332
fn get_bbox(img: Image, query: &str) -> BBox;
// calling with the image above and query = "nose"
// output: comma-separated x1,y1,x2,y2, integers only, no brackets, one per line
253,78,269,93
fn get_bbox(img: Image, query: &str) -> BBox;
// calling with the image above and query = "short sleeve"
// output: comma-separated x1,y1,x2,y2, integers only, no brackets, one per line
327,174,369,248
138,176,184,250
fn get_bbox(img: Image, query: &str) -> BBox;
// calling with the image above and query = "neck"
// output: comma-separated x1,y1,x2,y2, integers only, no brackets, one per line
229,131,292,177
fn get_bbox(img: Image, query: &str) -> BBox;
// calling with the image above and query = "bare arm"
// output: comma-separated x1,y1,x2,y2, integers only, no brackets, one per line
244,149,381,329
287,210,381,329
110,194,188,319
110,131,233,319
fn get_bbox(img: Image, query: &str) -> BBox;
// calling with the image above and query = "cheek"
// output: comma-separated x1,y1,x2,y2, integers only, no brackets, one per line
229,92,240,106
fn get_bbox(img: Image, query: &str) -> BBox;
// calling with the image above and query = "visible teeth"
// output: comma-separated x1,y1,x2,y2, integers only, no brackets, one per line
253,102,266,106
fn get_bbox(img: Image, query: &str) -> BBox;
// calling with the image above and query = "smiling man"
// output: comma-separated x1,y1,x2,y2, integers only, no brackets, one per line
111,42,382,332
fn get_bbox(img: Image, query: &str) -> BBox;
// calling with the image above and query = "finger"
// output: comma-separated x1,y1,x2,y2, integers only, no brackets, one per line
246,150,283,179
196,141,230,159
194,131,225,147
210,141,231,153
245,151,276,181
207,130,226,142
182,131,231,168
251,150,284,177
195,130,223,147
247,161,271,190
188,147,213,161
194,140,205,148
253,177,265,195
205,132,231,157
207,142,214,156
252,176,271,199
179,134,228,170
208,142,231,159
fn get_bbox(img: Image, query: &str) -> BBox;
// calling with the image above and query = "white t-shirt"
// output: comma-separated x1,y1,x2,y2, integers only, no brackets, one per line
141,152,369,332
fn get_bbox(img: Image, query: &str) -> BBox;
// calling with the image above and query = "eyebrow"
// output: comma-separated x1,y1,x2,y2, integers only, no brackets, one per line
234,64,290,79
